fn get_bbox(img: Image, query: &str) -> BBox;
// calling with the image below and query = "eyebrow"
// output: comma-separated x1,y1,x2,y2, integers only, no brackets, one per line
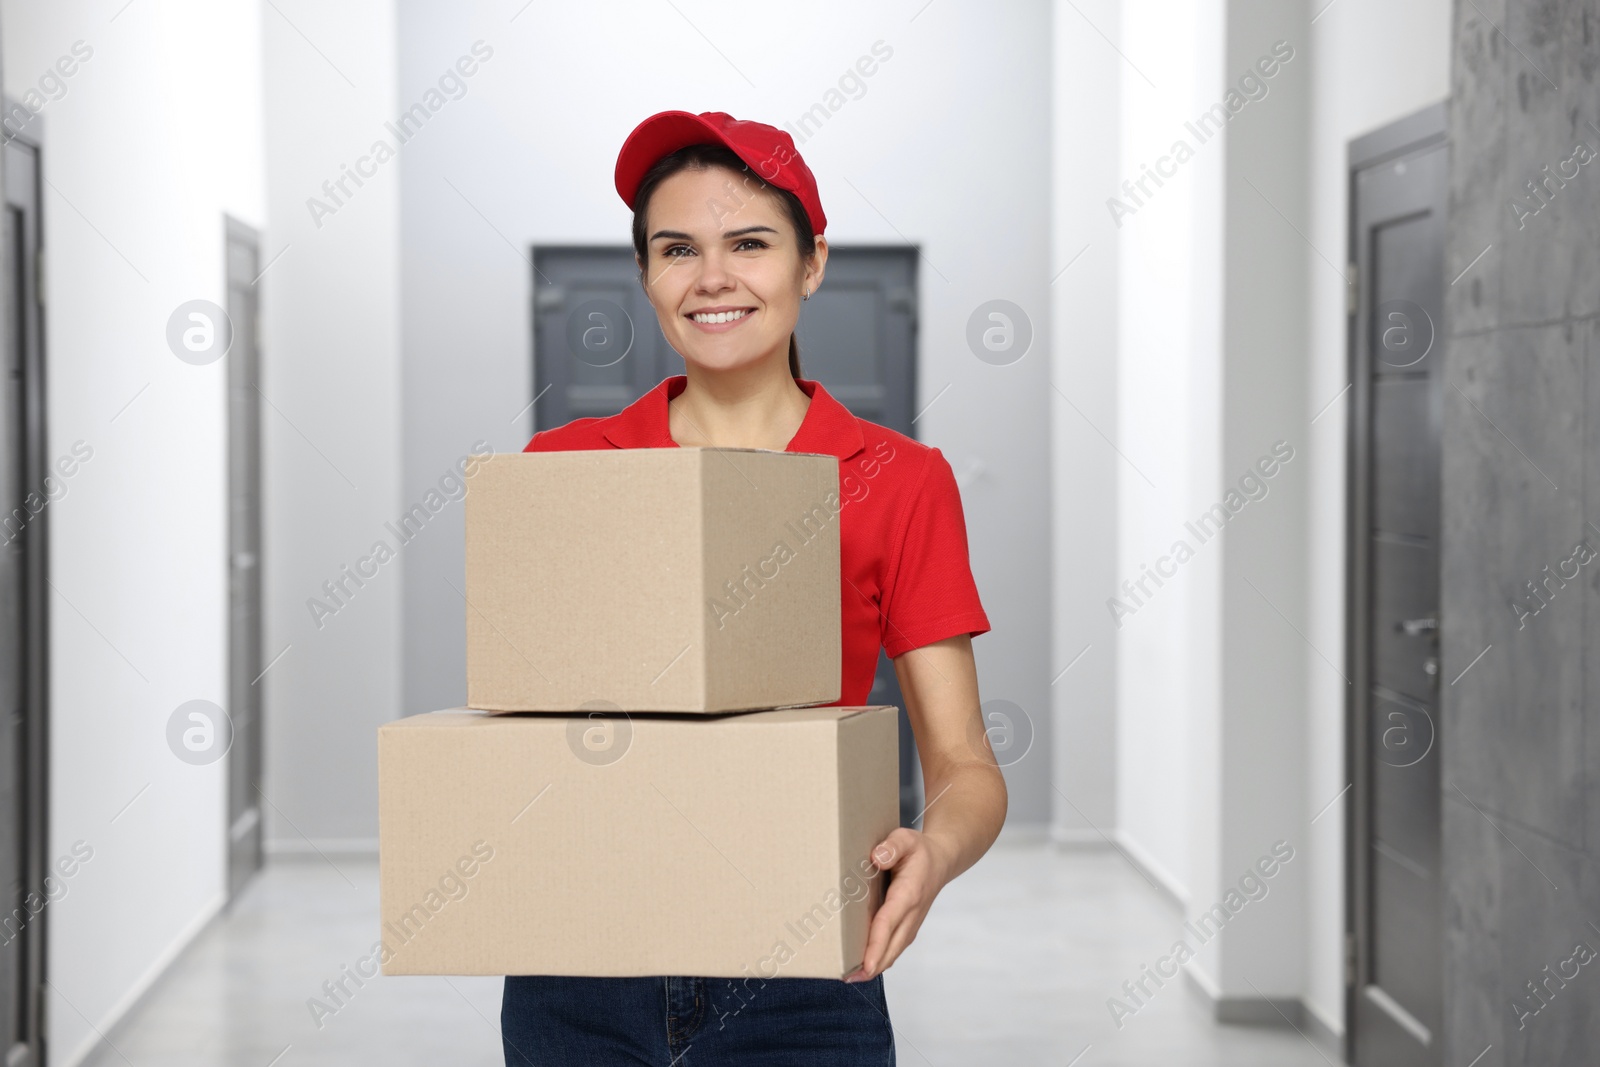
648,225,781,242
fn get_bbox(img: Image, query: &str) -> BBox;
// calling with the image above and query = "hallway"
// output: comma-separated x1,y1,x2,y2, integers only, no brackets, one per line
4,0,1590,1063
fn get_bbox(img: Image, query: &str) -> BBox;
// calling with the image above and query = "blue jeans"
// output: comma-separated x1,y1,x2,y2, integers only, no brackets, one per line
501,974,896,1065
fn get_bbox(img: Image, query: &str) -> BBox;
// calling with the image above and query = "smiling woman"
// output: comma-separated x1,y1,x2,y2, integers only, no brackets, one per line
502,110,1003,1067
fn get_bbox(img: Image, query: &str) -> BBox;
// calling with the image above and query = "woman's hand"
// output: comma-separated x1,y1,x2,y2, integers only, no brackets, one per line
844,826,957,982
841,633,1007,983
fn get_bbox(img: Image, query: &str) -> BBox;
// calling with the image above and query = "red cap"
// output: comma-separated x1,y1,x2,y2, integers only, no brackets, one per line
614,110,827,236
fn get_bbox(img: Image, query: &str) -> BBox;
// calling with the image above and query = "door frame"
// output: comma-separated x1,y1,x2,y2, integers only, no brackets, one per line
1343,97,1448,1064
3,102,50,1067
224,215,265,903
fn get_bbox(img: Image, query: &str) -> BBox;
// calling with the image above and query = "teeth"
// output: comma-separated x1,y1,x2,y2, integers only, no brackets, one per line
691,309,751,324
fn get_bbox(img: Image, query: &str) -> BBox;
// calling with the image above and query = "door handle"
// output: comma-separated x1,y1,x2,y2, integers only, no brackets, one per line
1397,615,1438,636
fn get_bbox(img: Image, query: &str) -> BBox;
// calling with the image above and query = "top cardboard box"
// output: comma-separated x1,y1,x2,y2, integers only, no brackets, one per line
464,448,842,712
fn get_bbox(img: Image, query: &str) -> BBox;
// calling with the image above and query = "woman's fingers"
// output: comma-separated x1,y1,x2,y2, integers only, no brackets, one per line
850,888,903,980
871,863,929,974
875,906,927,974
850,841,930,980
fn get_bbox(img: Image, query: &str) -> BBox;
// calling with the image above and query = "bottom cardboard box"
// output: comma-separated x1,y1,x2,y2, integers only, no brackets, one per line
377,706,899,979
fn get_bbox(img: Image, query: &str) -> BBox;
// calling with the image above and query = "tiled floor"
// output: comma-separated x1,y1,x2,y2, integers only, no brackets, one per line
79,842,1345,1066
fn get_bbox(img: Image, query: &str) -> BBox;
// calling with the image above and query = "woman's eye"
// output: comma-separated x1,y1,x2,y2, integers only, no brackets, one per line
661,239,764,257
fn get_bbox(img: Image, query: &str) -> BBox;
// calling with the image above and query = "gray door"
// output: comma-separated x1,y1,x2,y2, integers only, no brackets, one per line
1,115,47,1067
531,246,926,824
225,218,265,901
1346,101,1447,1067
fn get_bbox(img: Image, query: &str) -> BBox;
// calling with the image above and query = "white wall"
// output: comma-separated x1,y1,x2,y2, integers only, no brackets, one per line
1,2,266,1062
1299,0,1452,1035
396,0,1059,825
261,0,402,853
1112,0,1222,904
1116,0,1316,1019
1048,0,1120,843
1207,0,1313,1005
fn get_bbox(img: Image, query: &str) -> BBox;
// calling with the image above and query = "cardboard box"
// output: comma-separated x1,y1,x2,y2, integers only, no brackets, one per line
377,707,899,979
464,449,842,712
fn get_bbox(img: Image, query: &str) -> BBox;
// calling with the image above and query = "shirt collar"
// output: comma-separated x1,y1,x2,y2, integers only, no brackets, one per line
600,375,865,461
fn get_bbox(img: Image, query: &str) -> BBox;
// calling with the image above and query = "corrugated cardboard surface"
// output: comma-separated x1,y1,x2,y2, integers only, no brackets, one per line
698,450,842,711
377,707,899,978
464,449,841,712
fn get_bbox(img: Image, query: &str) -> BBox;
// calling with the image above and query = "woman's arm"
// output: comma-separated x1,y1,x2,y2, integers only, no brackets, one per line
844,633,1008,982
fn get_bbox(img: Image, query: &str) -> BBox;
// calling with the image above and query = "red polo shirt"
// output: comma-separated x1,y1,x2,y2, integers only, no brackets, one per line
521,375,991,707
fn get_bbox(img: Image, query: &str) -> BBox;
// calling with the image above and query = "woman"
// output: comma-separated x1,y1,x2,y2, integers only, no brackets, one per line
502,110,1006,1066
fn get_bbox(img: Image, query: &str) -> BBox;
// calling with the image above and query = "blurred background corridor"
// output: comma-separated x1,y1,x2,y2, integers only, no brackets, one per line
1,0,1594,1064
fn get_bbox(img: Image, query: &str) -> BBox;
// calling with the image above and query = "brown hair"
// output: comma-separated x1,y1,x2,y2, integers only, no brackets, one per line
629,142,816,379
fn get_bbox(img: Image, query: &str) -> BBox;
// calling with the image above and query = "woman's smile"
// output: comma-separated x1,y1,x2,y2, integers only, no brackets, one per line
686,306,757,332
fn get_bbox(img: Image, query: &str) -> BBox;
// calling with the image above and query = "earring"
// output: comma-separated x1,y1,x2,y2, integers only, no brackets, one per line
803,287,810,301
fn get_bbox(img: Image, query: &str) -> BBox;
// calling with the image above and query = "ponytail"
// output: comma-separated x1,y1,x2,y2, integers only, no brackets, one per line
787,333,802,378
